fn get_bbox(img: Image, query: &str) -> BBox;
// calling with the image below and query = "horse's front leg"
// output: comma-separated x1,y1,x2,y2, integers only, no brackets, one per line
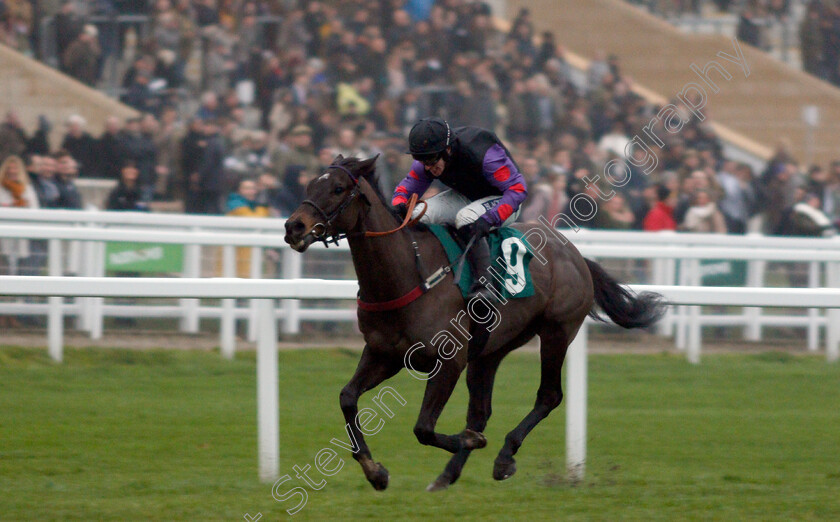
339,345,401,491
426,350,505,491
413,359,486,455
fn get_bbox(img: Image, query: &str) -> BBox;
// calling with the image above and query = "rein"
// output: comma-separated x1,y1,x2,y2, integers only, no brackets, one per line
365,193,427,237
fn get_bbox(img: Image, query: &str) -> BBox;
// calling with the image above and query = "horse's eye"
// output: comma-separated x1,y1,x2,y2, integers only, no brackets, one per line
334,186,344,195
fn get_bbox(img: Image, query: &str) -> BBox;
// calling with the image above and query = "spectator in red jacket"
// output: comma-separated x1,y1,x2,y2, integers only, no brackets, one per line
644,184,677,231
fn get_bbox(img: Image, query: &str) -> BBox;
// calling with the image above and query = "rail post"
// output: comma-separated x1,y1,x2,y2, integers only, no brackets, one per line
744,260,765,341
220,245,236,359
90,241,105,340
807,261,820,352
281,248,302,335
687,259,702,364
257,298,279,481
566,322,587,483
675,259,689,350
247,246,263,342
47,239,63,362
180,234,201,333
827,262,840,363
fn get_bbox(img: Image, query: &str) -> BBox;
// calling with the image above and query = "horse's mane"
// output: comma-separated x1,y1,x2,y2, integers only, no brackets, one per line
340,156,429,232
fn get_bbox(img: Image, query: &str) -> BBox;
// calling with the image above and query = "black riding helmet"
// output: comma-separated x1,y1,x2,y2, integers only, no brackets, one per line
407,117,451,162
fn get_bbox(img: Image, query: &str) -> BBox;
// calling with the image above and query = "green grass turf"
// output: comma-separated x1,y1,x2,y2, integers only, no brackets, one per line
1,346,839,521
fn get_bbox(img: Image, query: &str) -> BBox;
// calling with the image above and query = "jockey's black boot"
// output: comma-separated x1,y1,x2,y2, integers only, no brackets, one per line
456,226,493,301
465,235,494,302
457,228,496,359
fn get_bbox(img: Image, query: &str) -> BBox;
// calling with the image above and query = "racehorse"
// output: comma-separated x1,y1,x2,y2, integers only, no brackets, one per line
283,155,665,491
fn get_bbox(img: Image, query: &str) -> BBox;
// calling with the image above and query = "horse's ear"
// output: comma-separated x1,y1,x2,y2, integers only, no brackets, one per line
358,154,380,178
332,154,344,163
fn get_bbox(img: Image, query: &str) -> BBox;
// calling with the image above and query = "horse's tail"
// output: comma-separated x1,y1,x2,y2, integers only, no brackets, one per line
585,258,667,329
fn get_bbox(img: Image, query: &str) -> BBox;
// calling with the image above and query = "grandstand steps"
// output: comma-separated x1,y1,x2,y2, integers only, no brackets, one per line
511,0,840,167
0,44,138,148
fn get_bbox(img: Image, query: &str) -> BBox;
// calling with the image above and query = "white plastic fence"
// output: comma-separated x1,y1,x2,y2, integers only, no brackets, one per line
2,275,838,483
0,207,288,229
0,225,355,357
570,229,840,352
1,217,839,357
4,206,838,244
2,209,839,350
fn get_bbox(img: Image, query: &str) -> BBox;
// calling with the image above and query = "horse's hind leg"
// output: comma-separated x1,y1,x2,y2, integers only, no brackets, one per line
493,322,577,481
340,345,401,491
427,350,506,491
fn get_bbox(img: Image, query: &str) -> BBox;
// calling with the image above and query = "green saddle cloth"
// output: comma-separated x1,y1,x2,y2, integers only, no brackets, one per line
426,224,535,300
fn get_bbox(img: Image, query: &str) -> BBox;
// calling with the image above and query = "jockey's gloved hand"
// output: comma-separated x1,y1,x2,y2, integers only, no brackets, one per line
393,203,408,219
469,218,492,240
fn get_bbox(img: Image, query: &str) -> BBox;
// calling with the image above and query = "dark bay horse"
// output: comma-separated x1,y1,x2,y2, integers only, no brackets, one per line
284,156,665,491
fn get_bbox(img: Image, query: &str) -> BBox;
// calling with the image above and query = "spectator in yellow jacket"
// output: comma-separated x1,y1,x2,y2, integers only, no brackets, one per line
224,177,270,277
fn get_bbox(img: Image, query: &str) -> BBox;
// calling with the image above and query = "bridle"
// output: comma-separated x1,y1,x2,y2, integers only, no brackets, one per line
299,161,446,313
300,163,427,247
300,163,369,247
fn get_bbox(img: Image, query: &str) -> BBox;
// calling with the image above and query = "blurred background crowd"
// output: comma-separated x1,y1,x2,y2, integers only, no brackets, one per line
628,0,840,87
0,0,837,240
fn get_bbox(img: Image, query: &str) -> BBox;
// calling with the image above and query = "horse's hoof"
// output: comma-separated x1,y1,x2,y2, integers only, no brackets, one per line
368,462,389,491
425,475,451,492
462,429,487,450
493,457,517,481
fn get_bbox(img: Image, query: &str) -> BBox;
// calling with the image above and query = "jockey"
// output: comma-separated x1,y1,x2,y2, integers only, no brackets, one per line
392,117,528,302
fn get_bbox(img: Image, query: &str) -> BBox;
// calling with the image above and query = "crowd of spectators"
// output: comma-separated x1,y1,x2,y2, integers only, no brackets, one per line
798,0,840,86
628,0,794,46
629,0,840,88
0,0,837,245
627,0,793,30
735,0,840,88
630,0,790,18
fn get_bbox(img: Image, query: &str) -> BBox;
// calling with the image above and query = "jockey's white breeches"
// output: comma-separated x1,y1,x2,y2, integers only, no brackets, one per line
411,189,520,229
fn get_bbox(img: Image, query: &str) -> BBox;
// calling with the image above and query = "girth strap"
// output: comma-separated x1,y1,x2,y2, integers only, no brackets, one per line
357,265,451,312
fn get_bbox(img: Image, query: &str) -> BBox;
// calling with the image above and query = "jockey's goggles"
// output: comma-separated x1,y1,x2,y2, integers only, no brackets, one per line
413,152,443,166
